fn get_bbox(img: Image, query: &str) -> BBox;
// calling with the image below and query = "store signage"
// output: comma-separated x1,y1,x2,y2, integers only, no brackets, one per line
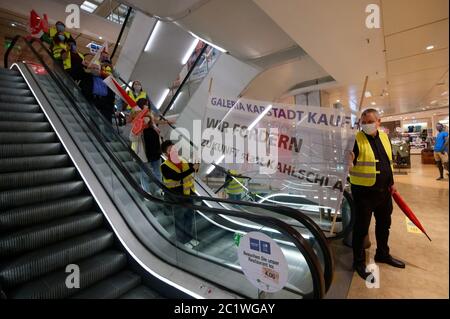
237,232,288,293
200,95,358,213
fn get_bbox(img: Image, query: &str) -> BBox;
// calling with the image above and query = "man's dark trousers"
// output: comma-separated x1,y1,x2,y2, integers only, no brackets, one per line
351,186,393,264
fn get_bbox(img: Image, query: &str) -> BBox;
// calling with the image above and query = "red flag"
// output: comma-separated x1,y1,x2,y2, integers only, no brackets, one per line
131,108,149,135
103,75,137,109
29,10,48,38
392,191,431,241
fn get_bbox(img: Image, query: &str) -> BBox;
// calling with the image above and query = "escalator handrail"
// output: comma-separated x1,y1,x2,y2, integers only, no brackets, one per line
21,36,334,291
6,36,326,299
161,43,209,116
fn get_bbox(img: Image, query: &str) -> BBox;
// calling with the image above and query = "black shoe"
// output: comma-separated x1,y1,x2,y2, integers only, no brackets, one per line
374,255,405,268
437,177,444,180
353,263,374,283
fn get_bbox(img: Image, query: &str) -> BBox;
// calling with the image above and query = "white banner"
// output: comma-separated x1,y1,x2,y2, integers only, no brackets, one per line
198,95,358,212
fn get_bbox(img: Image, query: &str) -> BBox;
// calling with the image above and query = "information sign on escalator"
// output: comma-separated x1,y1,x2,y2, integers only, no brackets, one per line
237,232,288,293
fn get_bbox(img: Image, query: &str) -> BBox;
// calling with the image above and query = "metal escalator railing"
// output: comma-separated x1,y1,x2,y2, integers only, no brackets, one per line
13,36,335,293
6,36,327,298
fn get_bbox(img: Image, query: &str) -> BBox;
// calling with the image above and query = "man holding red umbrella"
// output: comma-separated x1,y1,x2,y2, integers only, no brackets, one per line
349,108,405,282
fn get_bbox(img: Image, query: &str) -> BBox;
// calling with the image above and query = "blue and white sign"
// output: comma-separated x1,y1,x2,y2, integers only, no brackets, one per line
237,232,288,293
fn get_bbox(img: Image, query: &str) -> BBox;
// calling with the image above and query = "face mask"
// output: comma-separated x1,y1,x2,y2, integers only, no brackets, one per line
361,123,377,135
134,85,142,92
56,24,65,32
144,117,150,124
169,147,180,164
57,34,65,42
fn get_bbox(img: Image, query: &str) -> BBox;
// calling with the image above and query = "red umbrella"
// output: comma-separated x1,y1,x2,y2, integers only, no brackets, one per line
392,191,431,241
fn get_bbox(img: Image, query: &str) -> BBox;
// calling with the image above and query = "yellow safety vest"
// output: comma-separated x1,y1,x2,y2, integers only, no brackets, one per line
225,176,245,195
63,51,84,70
349,130,394,187
127,90,148,110
49,26,71,40
162,159,196,195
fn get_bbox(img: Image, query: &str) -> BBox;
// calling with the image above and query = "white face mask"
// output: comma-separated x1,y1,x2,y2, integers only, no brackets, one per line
361,123,377,135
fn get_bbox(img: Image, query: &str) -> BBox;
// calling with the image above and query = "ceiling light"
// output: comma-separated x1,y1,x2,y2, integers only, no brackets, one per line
371,102,376,105
99,36,103,40
442,91,448,96
144,21,161,52
430,100,437,104
336,99,340,103
422,108,426,110
364,91,372,98
11,23,16,27
426,45,435,50
181,39,199,65
80,1,98,13
156,88,170,109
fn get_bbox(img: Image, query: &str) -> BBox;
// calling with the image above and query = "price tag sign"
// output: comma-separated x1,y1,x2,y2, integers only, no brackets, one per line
237,232,288,293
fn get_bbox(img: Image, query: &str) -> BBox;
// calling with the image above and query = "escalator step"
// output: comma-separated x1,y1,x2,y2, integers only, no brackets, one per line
120,285,162,299
0,229,114,288
0,167,77,191
0,132,56,144
0,154,70,173
0,103,40,113
71,270,140,299
0,180,85,210
0,68,19,75
196,227,230,250
0,111,45,122
0,143,62,158
0,95,36,104
0,81,28,90
0,212,104,258
7,250,127,299
0,74,23,83
0,121,50,132
0,87,33,97
0,195,94,232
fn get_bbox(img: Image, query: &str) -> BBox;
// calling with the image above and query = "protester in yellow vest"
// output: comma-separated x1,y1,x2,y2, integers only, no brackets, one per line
224,169,245,201
127,81,149,111
160,140,200,248
348,108,405,283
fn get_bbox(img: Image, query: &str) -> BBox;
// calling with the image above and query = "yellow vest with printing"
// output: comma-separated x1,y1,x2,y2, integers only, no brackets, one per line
349,130,394,187
127,90,148,110
49,26,71,40
162,158,196,195
225,170,245,195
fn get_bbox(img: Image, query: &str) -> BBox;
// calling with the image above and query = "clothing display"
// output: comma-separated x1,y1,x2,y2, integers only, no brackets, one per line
391,139,411,168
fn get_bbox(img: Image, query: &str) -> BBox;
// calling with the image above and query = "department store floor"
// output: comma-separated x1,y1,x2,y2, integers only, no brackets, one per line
343,155,449,299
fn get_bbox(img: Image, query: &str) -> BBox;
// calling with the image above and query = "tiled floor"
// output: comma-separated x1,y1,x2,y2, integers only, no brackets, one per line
347,155,449,298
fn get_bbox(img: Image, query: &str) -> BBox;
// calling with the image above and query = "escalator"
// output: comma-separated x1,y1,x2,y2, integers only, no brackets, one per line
0,68,162,299
2,36,331,299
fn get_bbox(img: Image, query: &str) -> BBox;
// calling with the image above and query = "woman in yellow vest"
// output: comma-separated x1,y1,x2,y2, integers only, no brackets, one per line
348,108,404,283
127,81,149,111
160,140,200,248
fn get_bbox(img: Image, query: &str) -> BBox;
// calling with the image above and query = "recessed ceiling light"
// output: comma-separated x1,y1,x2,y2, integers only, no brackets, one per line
422,108,426,110
426,45,435,50
336,99,340,103
371,102,376,105
99,36,103,40
442,91,448,96
430,100,437,104
364,91,372,98
11,23,16,27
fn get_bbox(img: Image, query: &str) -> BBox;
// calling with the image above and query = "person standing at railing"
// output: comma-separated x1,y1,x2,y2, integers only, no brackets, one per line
126,80,160,115
348,108,405,283
224,169,246,201
160,140,200,249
